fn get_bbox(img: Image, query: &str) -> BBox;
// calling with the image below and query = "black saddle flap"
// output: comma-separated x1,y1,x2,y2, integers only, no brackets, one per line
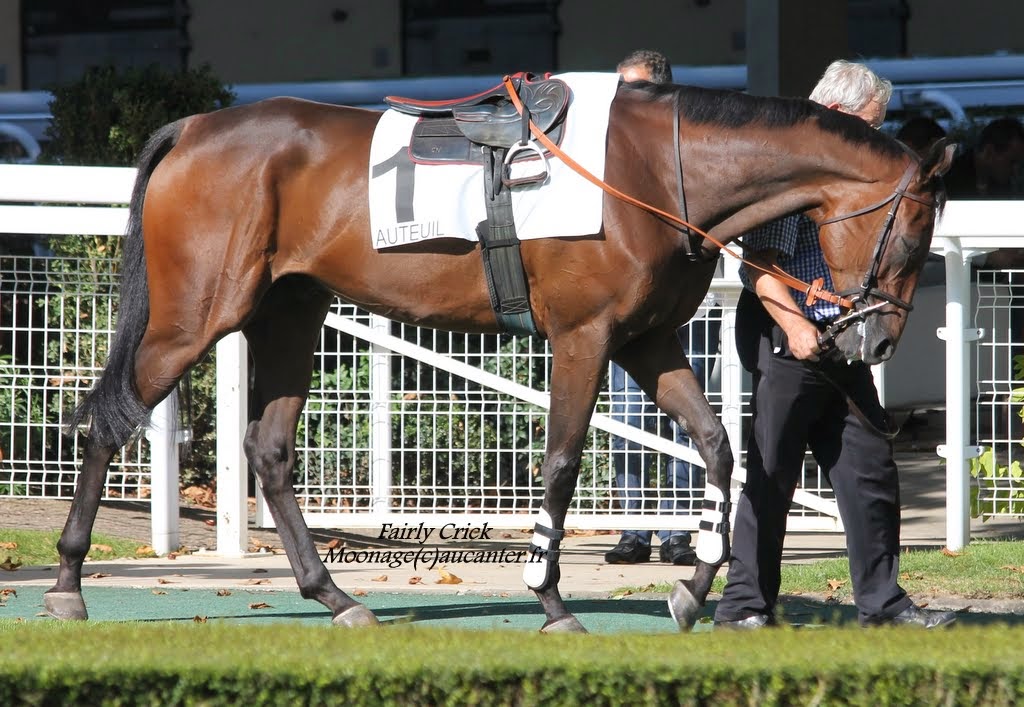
410,118,486,163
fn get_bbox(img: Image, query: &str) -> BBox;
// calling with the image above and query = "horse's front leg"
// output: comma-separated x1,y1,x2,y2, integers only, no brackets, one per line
524,343,606,633
242,284,378,627
616,325,734,631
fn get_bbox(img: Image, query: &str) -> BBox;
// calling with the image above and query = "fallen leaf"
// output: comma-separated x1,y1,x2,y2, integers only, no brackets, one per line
435,568,463,585
408,576,423,585
371,575,388,582
90,544,112,553
0,542,17,550
216,589,232,597
182,485,217,507
1000,565,1024,574
353,589,367,597
193,615,208,623
941,548,962,557
241,578,271,586
87,572,111,579
826,579,846,591
157,578,175,584
135,546,155,557
499,592,510,598
0,588,16,599
248,602,272,610
152,590,167,596
0,557,21,572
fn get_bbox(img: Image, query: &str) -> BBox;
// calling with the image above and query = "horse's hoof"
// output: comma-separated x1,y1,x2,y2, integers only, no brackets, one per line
331,604,380,628
540,616,588,634
44,591,89,621
668,580,703,632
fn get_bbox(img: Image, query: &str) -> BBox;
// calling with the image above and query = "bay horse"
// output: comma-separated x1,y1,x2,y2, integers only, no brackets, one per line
47,78,953,632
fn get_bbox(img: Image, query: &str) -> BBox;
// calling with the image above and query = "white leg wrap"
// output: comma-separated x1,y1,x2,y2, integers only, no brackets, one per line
523,509,557,590
696,483,730,565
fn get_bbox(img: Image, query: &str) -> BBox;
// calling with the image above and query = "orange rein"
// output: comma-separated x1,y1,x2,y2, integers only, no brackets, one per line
500,75,855,311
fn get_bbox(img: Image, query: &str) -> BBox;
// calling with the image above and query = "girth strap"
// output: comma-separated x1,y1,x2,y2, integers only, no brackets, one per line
476,148,540,337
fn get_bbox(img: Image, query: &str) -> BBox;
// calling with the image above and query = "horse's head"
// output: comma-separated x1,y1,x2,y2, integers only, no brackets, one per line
817,139,956,365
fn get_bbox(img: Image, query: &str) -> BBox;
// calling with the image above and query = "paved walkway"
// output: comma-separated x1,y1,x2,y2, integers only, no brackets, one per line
3,447,1022,601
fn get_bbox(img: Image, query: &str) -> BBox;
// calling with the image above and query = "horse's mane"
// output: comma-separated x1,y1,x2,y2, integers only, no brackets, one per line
626,81,905,161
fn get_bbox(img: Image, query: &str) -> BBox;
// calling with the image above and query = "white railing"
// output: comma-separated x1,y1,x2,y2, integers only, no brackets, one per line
1,164,1022,555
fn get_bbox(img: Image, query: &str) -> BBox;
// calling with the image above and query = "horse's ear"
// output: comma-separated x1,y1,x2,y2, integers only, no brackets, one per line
919,138,956,182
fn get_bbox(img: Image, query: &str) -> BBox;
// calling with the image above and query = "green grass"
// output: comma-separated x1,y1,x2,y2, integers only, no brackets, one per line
0,529,152,567
618,540,1024,600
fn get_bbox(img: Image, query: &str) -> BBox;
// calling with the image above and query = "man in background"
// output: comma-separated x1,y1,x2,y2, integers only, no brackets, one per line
604,49,721,566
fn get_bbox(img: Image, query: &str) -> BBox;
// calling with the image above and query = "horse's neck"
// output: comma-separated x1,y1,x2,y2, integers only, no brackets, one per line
698,127,895,247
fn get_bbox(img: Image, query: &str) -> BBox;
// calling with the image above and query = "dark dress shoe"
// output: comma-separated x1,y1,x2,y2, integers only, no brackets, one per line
863,604,957,629
713,613,775,630
659,535,698,565
604,535,652,564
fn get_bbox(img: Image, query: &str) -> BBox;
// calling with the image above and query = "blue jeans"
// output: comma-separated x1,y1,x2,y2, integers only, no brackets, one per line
610,316,721,544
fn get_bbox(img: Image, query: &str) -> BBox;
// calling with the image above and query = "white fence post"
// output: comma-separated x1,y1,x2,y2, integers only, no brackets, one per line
369,314,393,513
937,240,982,551
145,391,179,555
215,332,249,556
717,261,745,481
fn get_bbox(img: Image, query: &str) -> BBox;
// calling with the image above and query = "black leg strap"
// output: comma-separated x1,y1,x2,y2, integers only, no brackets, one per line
529,523,564,563
700,498,732,534
528,542,560,563
699,520,730,534
533,523,565,541
702,498,732,515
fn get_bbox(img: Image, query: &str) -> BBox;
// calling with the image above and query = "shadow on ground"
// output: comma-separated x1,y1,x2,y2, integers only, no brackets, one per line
3,587,1022,634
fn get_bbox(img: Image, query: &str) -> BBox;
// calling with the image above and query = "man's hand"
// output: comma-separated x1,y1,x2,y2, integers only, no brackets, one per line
744,250,825,361
782,318,823,361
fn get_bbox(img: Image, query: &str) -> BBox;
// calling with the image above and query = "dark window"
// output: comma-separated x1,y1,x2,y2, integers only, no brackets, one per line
402,0,561,76
21,0,190,89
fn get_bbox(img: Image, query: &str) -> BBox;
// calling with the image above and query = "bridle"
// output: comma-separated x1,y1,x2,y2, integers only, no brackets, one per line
814,160,936,352
499,77,936,354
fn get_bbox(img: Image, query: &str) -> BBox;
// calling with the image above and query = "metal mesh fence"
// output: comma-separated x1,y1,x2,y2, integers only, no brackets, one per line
0,254,150,499
974,266,1024,517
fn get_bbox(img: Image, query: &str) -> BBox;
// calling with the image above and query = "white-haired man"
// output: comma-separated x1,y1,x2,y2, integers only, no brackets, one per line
713,60,956,630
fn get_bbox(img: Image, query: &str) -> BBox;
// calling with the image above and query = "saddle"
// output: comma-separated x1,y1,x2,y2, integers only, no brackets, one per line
382,72,568,337
385,72,570,151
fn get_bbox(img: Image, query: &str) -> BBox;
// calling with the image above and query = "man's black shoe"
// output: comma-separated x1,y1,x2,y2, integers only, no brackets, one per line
713,614,775,630
604,535,652,564
659,535,698,565
862,604,957,629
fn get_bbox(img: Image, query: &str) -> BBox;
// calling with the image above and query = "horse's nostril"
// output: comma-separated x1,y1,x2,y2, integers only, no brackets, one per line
873,338,894,362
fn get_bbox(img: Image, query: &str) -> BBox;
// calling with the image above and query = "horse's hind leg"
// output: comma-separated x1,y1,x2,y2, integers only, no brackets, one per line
46,295,225,619
43,441,119,619
524,338,607,633
242,278,377,627
614,325,734,631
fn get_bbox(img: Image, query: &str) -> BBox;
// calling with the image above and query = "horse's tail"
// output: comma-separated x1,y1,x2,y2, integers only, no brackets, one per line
66,119,185,447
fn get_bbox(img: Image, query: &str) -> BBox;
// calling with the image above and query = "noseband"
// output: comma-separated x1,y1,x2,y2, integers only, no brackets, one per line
815,160,934,352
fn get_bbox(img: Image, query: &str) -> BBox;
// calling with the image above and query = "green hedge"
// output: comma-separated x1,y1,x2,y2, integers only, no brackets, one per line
2,622,1023,705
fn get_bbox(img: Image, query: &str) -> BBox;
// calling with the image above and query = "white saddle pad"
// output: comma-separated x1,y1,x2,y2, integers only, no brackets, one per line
367,72,620,250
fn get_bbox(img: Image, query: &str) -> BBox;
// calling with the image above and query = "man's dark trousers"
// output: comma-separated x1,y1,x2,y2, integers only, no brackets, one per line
715,293,914,624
